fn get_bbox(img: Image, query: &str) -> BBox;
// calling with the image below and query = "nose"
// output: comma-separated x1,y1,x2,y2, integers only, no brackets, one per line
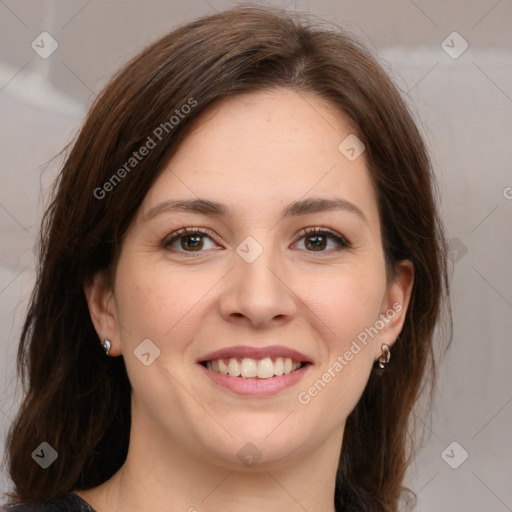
218,240,297,328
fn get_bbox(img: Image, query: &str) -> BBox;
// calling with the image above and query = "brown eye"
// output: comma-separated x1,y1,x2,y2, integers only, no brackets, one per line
305,233,328,251
180,234,204,251
295,227,351,253
162,227,219,255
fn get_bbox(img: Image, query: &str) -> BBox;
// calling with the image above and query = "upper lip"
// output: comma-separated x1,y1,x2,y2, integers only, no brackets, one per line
198,345,313,363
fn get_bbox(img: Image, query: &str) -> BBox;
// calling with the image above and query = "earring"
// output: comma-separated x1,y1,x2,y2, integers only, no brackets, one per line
101,338,112,356
377,343,391,369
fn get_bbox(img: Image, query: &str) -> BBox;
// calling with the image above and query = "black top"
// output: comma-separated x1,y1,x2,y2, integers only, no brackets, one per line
1,493,96,512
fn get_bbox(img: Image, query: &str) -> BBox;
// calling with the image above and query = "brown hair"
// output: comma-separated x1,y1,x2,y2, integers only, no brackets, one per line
3,4,451,511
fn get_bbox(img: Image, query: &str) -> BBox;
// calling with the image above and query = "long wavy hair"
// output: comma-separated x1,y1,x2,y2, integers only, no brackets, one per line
3,4,451,511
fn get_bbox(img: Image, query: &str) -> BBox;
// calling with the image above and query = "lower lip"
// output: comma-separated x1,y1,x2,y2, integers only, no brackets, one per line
198,363,311,396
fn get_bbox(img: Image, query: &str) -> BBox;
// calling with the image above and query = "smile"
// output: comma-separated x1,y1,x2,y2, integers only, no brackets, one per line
197,344,313,396
203,356,307,378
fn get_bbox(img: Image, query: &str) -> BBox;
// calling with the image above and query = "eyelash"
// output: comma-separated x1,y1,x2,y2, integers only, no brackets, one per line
161,226,352,257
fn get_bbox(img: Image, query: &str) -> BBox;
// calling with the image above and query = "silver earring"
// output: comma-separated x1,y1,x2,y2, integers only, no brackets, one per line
101,338,111,356
377,343,391,369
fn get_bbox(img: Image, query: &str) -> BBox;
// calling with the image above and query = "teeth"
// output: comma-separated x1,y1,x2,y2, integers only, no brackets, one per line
227,358,241,377
240,357,258,378
218,359,228,375
257,357,274,379
274,357,284,376
205,356,304,378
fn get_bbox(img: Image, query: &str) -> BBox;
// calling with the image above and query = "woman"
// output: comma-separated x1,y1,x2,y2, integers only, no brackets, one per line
2,4,451,512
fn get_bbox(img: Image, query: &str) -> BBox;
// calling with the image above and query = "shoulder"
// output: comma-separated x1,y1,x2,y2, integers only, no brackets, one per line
1,492,96,512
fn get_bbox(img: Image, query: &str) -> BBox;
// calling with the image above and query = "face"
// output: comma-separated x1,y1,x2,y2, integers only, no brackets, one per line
87,88,413,471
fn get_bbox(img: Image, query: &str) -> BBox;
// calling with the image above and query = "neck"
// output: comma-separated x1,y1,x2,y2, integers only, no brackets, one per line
77,411,343,512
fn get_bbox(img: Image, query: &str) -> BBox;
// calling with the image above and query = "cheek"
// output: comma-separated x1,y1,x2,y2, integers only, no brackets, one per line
113,254,211,342
294,266,385,416
306,265,385,348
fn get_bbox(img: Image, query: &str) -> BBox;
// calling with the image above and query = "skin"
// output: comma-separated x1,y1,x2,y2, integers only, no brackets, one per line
79,88,413,512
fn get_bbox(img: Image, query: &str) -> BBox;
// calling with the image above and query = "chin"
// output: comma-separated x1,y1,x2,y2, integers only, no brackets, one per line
191,418,316,470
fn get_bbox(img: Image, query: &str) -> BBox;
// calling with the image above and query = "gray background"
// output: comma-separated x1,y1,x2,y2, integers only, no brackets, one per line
1,1,511,510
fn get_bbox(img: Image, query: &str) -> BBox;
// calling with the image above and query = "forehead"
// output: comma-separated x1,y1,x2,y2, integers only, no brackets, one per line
140,89,380,230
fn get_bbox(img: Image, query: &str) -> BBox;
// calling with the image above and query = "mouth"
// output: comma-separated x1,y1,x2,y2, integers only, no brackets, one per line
200,357,311,379
197,345,313,395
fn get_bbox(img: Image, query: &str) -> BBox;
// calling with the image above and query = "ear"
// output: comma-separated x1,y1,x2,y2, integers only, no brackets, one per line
83,271,121,356
373,259,414,361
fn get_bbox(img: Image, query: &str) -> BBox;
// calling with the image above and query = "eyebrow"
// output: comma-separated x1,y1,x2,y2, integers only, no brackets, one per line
143,197,368,224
